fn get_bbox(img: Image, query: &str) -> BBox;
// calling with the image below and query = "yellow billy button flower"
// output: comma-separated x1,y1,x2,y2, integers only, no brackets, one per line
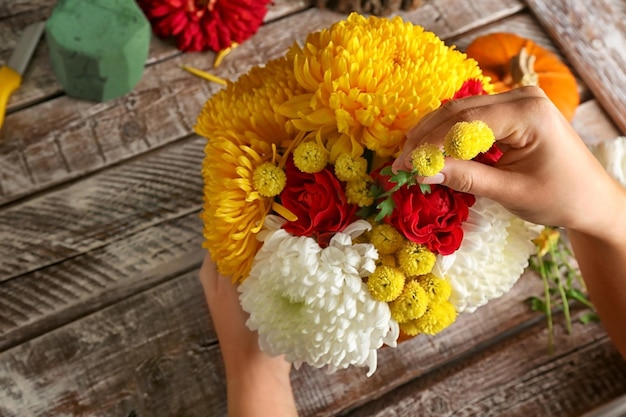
334,153,368,182
252,162,287,197
345,176,374,207
367,265,406,302
370,224,404,255
411,143,445,177
389,280,429,323
399,300,457,336
293,141,329,173
444,120,495,160
415,273,452,303
396,241,436,277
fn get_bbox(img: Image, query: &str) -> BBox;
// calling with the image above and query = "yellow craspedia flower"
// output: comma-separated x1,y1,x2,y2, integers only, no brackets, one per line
396,241,436,277
533,226,560,257
411,143,445,177
345,176,374,207
196,57,306,282
415,273,452,303
367,265,406,302
293,141,329,173
376,254,397,267
278,13,492,159
389,280,429,323
335,153,368,181
252,162,287,197
399,301,457,336
370,224,404,255
444,120,495,160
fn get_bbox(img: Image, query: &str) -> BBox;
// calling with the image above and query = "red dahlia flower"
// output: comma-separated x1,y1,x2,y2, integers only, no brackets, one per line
137,0,271,52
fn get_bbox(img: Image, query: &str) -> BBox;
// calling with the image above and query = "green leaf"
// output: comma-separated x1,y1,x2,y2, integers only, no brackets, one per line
579,312,600,324
375,197,395,222
419,183,431,194
526,296,547,314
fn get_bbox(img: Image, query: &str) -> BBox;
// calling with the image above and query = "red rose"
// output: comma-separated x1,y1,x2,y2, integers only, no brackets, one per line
373,167,475,255
280,159,358,247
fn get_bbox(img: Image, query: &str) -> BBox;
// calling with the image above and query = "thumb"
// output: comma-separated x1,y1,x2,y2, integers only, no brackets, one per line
430,158,517,203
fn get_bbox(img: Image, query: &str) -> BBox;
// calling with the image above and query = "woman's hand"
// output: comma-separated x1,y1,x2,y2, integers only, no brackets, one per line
199,255,298,417
393,86,626,242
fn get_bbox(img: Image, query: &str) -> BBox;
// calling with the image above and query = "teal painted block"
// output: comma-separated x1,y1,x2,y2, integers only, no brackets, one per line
46,0,150,102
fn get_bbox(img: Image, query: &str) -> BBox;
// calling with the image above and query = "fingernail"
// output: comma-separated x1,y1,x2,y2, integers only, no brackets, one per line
421,172,444,185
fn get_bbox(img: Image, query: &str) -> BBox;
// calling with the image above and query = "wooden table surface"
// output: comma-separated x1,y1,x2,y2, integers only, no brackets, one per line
1,1,625,416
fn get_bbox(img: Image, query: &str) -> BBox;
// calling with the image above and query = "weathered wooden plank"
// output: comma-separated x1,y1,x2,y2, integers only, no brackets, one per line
0,0,527,206
573,99,621,146
0,135,204,281
404,0,524,38
0,271,226,417
344,316,626,417
525,0,626,135
0,212,204,352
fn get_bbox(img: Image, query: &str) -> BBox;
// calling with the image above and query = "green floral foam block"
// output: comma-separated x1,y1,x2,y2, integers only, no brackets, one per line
46,0,150,102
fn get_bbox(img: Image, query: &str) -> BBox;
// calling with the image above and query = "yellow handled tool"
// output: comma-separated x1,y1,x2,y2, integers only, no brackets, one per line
0,21,45,131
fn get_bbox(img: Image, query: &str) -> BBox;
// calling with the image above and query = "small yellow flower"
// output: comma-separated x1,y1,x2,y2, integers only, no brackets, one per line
533,226,560,258
376,254,397,267
367,265,406,302
444,120,495,160
396,241,436,277
293,141,329,173
389,280,429,323
252,162,287,197
399,300,457,336
370,224,404,255
411,143,445,177
334,153,368,182
415,273,452,303
345,176,374,207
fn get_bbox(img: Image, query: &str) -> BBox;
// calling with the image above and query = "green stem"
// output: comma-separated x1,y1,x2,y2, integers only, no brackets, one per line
538,256,553,353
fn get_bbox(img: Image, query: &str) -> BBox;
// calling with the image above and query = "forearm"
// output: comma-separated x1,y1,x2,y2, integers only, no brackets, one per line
568,191,626,358
224,356,298,417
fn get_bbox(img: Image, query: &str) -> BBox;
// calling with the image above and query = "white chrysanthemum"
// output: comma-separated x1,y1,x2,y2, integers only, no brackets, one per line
589,136,626,187
435,197,542,313
239,218,399,376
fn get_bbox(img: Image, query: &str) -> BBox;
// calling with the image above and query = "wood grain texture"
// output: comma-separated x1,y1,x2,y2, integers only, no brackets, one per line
525,0,626,135
344,316,626,417
0,135,205,281
0,212,204,352
0,271,225,417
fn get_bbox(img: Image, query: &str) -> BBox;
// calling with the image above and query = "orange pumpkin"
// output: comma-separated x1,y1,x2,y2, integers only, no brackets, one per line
465,32,580,121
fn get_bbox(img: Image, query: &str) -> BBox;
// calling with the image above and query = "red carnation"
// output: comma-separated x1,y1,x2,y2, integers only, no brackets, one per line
137,0,271,52
372,165,475,255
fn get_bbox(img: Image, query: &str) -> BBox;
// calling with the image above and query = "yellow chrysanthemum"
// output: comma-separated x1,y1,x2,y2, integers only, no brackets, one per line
367,265,406,302
253,162,287,197
278,13,491,159
389,280,429,323
444,120,496,160
334,154,368,181
369,224,404,255
399,301,457,336
196,57,306,282
396,241,436,277
415,273,452,303
293,141,329,173
411,143,445,177
345,176,374,207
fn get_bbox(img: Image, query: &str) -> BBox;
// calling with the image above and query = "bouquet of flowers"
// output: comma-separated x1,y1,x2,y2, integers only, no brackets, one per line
195,13,541,376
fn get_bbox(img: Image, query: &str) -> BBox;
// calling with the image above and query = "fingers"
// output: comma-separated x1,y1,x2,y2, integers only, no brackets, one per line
393,86,551,172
